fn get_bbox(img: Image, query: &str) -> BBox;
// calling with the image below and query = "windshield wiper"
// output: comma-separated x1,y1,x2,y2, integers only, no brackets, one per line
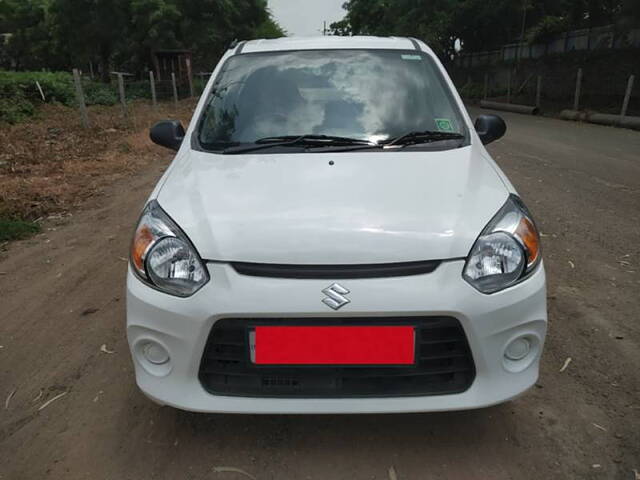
382,130,465,147
220,131,463,154
222,134,375,154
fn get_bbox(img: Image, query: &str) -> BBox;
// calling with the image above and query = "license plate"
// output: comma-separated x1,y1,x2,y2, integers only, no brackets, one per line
250,326,415,365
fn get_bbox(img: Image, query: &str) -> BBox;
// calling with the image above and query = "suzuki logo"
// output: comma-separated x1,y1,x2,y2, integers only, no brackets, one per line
322,283,350,310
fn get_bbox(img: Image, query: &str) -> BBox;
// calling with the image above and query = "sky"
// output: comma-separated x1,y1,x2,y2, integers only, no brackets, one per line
268,0,346,36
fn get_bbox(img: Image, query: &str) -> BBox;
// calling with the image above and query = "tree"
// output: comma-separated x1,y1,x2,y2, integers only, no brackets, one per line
127,0,182,70
254,16,286,39
451,0,524,52
331,0,639,56
175,0,273,67
1,0,54,70
51,0,130,80
1,0,283,73
330,0,458,56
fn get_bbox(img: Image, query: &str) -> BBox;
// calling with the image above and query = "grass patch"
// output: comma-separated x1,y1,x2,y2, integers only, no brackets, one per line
0,218,41,242
0,71,117,124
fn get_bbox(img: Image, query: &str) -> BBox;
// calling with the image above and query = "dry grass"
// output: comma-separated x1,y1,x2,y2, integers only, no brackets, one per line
0,99,197,221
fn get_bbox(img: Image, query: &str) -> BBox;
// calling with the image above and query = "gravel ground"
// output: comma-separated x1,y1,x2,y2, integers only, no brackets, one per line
0,107,639,480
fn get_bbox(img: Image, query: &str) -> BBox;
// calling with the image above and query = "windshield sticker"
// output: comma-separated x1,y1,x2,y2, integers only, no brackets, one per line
401,54,422,61
435,118,454,132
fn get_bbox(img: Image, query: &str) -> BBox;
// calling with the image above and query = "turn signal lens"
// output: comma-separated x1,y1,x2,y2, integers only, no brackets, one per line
463,195,541,294
131,225,154,273
515,216,540,267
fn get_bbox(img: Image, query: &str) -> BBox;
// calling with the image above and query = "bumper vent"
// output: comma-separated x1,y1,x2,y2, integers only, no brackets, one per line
198,317,475,398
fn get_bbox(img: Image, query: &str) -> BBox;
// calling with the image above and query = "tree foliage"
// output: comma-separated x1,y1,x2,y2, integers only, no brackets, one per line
0,0,54,70
0,0,284,74
331,0,640,56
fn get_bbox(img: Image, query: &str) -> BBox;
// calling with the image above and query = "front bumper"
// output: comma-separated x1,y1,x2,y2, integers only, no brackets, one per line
126,260,547,414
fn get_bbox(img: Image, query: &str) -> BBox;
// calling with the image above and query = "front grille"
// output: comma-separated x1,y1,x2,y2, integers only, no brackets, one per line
231,260,441,279
199,317,475,398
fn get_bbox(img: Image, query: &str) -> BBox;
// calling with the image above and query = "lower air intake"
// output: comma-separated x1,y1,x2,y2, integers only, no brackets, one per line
198,317,475,398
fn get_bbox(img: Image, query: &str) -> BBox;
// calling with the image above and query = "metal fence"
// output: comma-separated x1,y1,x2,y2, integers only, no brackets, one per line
456,64,638,118
70,68,210,128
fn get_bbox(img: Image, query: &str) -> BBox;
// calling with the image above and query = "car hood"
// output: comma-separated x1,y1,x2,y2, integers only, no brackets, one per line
157,145,509,264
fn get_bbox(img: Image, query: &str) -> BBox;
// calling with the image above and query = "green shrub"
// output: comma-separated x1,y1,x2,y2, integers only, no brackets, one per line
83,81,117,106
0,71,73,123
0,93,35,123
124,81,152,100
0,71,75,105
0,218,41,242
0,70,119,123
460,82,484,99
528,16,569,44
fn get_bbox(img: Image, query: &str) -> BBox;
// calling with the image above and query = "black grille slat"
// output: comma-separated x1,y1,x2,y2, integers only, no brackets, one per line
199,317,475,398
231,260,441,279
200,363,474,378
206,353,244,361
419,338,468,346
340,367,473,379
419,352,469,361
210,340,245,347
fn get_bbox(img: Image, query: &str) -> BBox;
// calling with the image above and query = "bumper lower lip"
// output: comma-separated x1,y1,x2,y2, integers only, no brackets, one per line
126,260,547,414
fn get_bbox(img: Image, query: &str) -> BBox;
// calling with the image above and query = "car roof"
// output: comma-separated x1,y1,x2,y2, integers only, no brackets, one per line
239,36,434,56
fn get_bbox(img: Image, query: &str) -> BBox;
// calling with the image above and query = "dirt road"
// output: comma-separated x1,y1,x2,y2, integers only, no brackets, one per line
1,110,639,480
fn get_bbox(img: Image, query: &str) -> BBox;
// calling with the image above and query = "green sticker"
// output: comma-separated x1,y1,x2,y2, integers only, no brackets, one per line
401,54,422,61
435,118,454,132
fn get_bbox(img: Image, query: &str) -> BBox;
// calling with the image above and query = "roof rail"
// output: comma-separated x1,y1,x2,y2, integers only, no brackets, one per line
235,41,247,54
228,39,247,54
408,38,422,51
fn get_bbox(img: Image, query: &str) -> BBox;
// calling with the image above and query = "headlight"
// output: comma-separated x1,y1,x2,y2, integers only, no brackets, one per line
463,195,541,294
130,200,209,297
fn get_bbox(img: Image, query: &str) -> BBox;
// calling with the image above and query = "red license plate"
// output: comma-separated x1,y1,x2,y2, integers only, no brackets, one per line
253,326,415,365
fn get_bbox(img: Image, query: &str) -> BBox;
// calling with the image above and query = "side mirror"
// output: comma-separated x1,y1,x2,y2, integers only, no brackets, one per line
474,115,506,145
150,120,185,151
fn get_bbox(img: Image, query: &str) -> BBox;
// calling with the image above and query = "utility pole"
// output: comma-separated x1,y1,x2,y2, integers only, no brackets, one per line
518,0,528,62
318,21,330,36
520,1,527,41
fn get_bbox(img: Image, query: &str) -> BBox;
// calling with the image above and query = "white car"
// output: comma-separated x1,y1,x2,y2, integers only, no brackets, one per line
127,36,546,414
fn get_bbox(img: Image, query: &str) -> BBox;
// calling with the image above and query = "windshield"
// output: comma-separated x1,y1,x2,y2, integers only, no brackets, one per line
197,49,467,151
